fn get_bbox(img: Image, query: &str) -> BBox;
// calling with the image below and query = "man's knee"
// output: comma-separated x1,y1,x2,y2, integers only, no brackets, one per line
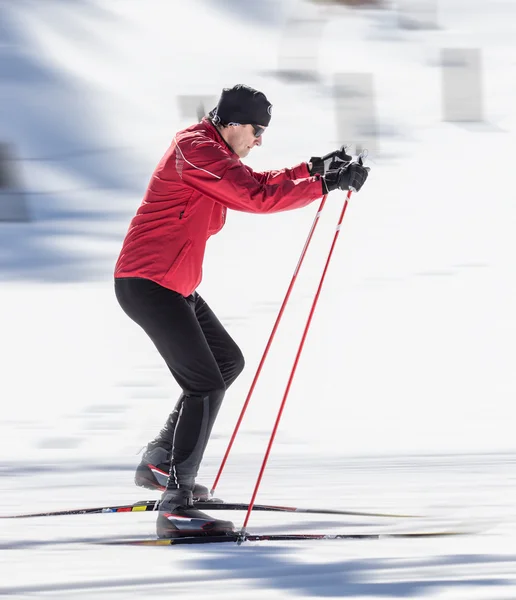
223,348,245,388
233,348,245,378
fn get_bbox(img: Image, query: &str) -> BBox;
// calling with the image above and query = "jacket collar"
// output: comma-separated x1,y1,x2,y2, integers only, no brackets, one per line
202,118,238,157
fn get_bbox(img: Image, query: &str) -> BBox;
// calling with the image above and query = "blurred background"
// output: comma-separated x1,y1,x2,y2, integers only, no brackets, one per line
2,5,516,596
1,0,515,469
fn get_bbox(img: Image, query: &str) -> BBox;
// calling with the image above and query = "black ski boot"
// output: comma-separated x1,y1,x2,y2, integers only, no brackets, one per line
134,396,184,491
134,443,170,490
157,488,234,539
135,442,212,501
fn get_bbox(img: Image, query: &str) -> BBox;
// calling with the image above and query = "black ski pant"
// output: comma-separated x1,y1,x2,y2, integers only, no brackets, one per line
114,278,245,490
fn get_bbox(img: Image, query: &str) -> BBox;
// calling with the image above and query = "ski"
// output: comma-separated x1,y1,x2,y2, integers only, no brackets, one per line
102,529,472,546
0,500,420,520
0,523,478,551
0,500,160,519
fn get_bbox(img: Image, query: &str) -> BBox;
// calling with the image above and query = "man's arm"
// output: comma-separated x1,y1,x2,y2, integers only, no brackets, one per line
243,162,311,185
175,137,323,214
245,145,353,184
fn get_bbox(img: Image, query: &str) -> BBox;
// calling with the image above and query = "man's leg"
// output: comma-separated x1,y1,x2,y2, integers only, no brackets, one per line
194,293,245,389
115,278,226,491
135,292,246,493
145,293,245,454
152,292,245,451
152,394,185,452
193,293,245,460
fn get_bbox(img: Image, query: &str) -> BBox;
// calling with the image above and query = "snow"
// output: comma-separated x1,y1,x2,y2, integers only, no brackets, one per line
1,0,516,597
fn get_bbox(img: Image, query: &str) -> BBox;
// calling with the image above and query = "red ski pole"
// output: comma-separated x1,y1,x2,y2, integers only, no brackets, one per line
239,188,354,537
211,194,329,496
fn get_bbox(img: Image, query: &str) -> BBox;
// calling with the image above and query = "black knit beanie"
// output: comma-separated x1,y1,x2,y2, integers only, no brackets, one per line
210,84,272,127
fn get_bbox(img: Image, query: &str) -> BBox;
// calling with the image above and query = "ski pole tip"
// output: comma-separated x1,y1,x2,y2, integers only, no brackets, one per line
236,528,247,546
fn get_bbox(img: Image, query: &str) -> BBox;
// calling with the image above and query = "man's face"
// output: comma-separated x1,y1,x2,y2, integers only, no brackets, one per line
226,124,265,158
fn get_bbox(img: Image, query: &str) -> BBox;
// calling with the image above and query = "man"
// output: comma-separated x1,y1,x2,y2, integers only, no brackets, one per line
114,84,369,538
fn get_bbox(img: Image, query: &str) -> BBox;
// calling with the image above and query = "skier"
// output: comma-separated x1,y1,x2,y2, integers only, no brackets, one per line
114,84,369,538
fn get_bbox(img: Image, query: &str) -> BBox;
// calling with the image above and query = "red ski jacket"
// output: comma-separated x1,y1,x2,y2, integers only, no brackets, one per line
114,119,323,296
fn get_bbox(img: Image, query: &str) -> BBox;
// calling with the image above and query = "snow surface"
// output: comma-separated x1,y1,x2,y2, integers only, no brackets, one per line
1,0,516,597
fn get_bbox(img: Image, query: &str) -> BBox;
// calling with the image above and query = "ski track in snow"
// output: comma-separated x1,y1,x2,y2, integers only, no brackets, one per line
1,0,516,597
2,454,516,598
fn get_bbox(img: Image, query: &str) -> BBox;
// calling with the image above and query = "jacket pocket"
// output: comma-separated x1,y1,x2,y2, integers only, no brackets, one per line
178,201,189,220
165,239,193,278
178,190,194,220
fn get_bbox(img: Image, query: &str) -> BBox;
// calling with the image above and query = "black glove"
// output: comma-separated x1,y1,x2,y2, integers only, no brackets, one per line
322,160,370,194
308,145,353,176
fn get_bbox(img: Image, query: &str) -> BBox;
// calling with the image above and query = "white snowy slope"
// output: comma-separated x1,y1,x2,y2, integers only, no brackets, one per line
1,0,516,597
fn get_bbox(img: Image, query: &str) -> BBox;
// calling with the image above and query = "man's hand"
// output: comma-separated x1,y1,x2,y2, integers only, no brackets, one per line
322,159,370,194
308,146,353,176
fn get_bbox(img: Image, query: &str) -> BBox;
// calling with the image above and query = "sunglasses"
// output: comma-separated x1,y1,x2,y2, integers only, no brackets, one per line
251,124,266,138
